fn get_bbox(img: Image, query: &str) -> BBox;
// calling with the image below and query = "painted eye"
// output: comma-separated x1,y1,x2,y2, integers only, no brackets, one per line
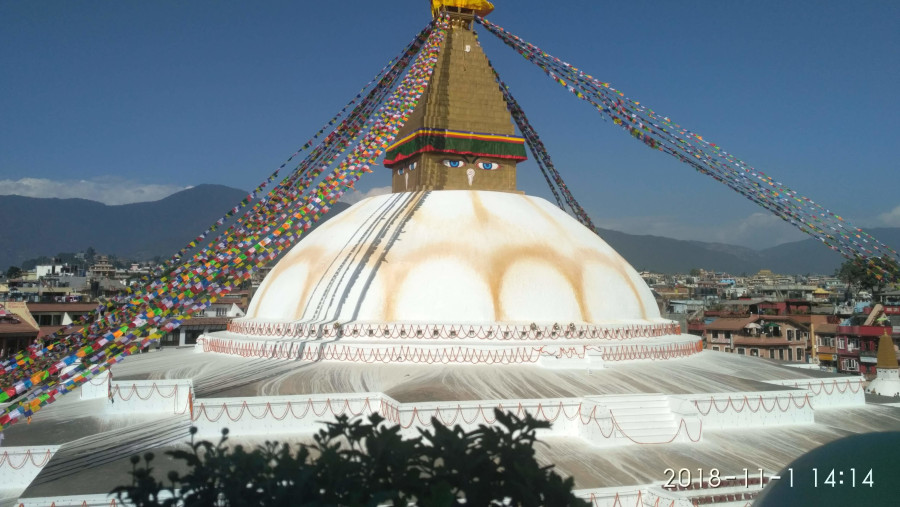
398,168,404,175
408,162,417,171
442,159,464,168
476,162,500,170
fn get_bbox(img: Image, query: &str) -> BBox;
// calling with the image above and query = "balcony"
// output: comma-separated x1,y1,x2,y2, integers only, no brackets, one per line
733,336,790,347
836,325,891,337
837,344,860,356
860,350,878,364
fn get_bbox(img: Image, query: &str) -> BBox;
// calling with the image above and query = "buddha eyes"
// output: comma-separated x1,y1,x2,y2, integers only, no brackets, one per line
441,159,500,170
397,162,417,176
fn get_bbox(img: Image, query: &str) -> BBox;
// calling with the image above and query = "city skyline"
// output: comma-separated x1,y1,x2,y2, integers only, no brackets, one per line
1,0,898,248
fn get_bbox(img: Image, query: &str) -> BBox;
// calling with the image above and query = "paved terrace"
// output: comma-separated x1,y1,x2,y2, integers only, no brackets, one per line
2,348,898,505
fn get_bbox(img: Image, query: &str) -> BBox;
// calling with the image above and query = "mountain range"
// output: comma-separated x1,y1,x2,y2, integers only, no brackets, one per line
2,184,898,275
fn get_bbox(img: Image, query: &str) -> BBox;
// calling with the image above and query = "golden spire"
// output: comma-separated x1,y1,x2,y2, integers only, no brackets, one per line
876,330,898,369
384,0,525,193
431,0,495,18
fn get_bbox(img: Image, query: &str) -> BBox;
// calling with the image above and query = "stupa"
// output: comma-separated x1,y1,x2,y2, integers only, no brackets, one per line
218,0,697,371
3,2,899,506
866,331,900,397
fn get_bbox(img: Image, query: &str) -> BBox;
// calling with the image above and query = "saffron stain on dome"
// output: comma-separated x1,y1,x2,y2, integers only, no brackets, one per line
248,246,326,319
246,192,654,324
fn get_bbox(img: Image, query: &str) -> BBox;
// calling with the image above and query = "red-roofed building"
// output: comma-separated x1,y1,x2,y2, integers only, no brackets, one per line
27,303,96,326
0,302,40,358
835,325,890,377
27,302,97,340
703,314,811,362
813,323,839,372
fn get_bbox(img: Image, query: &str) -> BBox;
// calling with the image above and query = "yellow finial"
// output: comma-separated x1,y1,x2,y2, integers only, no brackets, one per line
876,330,898,369
431,0,495,18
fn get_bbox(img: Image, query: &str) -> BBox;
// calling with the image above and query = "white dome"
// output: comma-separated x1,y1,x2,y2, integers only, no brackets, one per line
245,190,661,326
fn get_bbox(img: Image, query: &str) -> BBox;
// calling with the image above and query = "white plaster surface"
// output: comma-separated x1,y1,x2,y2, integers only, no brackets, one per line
675,390,816,429
763,377,866,408
244,191,661,325
4,346,899,506
868,367,900,397
0,446,59,493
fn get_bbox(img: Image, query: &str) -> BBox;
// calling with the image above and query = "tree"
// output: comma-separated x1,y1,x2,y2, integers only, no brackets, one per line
114,410,587,506
689,268,702,277
5,266,21,279
835,256,899,299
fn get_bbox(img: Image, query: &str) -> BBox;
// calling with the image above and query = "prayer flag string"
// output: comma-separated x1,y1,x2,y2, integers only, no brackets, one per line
0,16,451,429
476,16,900,282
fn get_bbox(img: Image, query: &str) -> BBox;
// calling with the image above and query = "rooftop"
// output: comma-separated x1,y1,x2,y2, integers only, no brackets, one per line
3,347,896,503
26,303,98,314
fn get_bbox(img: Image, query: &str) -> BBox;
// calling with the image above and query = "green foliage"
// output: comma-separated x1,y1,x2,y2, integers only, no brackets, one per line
114,410,587,507
835,256,899,296
19,252,86,271
5,265,21,279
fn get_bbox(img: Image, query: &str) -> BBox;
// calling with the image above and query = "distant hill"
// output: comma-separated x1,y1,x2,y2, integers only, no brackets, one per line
598,226,900,275
1,185,897,275
594,228,759,274
1,185,257,269
757,227,900,275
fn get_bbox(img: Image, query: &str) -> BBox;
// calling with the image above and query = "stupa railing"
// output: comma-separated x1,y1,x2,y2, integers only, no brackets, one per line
226,319,681,341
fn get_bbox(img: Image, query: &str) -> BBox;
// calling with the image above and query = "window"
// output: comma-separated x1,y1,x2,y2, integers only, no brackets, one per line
841,358,859,372
185,330,204,345
725,331,732,339
36,314,62,326
162,332,178,346
779,349,785,360
787,348,793,361
769,350,775,359
738,348,746,355
751,349,759,357
787,330,795,341
713,331,719,339
712,346,720,352
215,307,227,317
796,348,804,361
838,338,845,349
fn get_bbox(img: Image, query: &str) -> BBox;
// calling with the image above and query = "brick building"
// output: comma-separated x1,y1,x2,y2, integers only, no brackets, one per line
704,315,811,362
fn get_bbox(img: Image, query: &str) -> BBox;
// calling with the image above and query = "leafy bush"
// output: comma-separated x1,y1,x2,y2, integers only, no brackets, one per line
114,409,587,506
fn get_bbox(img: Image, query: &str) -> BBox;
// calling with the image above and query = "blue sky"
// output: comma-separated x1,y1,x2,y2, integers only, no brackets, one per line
1,0,898,248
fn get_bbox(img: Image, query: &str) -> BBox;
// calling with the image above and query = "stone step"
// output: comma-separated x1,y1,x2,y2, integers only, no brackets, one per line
620,425,678,442
611,413,675,424
607,407,672,417
600,397,670,406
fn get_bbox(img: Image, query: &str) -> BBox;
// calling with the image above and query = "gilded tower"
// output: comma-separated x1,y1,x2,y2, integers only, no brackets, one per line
867,330,900,397
383,0,526,192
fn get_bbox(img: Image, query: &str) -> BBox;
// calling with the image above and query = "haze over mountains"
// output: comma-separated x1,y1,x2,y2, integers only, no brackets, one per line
2,184,898,275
